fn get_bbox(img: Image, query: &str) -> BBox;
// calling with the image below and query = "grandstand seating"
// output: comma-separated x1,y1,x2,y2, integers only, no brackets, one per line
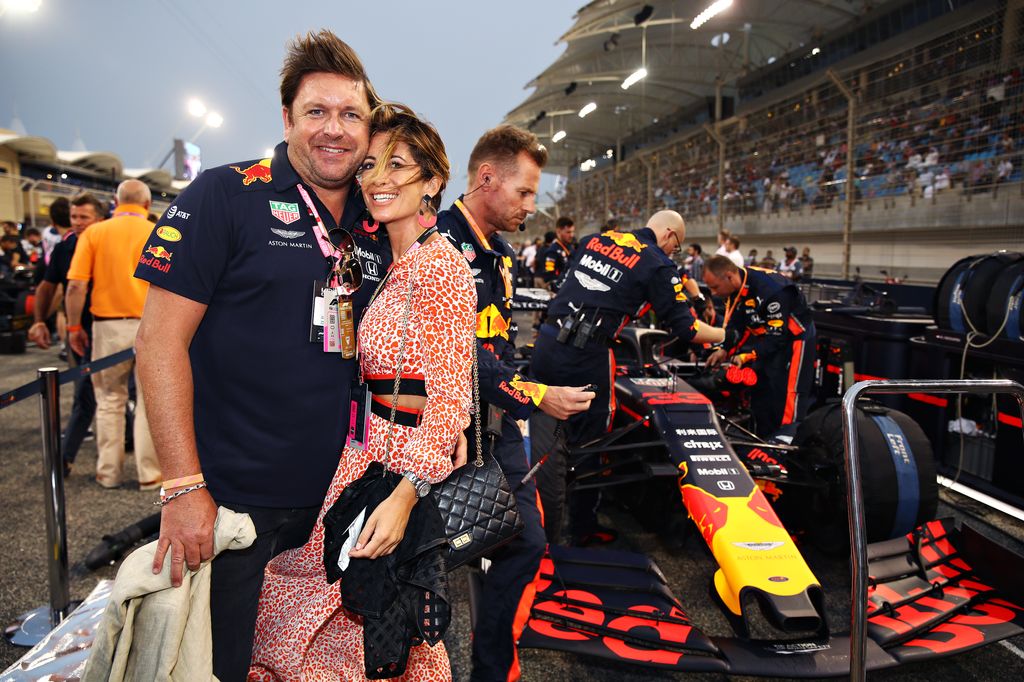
557,4,1022,281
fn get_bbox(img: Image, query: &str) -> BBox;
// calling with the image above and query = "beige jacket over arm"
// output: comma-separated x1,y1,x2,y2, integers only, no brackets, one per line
83,507,256,682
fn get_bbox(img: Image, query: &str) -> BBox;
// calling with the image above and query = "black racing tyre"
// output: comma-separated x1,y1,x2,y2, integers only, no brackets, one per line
986,257,1024,341
793,401,937,553
934,252,1023,334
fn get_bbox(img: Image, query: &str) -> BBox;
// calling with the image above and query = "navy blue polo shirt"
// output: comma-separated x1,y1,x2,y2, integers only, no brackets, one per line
134,142,389,507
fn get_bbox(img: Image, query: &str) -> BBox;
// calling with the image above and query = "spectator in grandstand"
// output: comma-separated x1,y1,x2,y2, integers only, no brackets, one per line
66,180,160,491
759,249,778,270
724,235,744,268
799,247,814,281
745,248,758,266
29,193,105,476
777,246,803,281
41,198,70,264
997,158,1014,184
540,215,576,290
1,220,17,237
686,243,705,283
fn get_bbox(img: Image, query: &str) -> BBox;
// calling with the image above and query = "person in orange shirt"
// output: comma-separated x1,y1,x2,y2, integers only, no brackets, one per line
66,179,161,489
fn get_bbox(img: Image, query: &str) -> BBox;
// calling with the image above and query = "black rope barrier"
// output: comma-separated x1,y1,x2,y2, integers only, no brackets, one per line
0,347,136,410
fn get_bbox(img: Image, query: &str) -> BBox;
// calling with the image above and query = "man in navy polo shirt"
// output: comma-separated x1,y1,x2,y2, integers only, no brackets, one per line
134,31,387,681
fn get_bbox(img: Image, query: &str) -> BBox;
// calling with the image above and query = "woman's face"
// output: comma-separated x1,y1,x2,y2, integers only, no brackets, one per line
359,135,435,226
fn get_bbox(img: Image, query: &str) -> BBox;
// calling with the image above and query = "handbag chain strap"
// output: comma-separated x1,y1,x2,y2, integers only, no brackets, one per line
381,246,483,471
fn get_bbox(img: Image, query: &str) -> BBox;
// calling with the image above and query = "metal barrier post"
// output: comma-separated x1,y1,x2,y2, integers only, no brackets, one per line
842,378,1024,681
39,367,71,627
5,367,73,647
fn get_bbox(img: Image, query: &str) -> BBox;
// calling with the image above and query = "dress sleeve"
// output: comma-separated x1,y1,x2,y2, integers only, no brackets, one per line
400,246,477,484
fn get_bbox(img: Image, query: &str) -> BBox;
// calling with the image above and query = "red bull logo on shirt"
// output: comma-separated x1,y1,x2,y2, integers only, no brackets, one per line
585,235,642,269
139,244,173,273
231,159,273,186
602,230,647,252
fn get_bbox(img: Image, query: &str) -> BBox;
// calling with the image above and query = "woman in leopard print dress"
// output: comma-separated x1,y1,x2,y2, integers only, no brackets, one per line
250,104,475,681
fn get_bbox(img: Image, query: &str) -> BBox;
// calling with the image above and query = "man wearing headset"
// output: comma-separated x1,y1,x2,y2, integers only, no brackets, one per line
437,124,595,682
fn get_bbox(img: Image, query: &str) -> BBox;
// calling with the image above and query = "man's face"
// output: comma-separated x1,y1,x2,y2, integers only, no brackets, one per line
284,72,371,193
704,269,740,297
556,223,575,244
69,204,100,235
481,152,541,234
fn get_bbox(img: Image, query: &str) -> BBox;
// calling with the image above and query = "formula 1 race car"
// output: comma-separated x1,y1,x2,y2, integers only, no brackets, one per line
513,327,1024,677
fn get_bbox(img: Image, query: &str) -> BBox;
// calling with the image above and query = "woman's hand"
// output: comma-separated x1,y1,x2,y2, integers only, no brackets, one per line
349,480,419,560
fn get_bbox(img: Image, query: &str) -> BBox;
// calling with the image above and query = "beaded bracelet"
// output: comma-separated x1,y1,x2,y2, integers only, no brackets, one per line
155,482,207,507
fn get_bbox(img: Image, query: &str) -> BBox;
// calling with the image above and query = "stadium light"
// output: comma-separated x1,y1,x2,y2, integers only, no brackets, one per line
690,0,733,30
580,159,597,172
206,112,224,128
622,67,648,90
552,130,567,143
187,98,207,118
578,102,597,118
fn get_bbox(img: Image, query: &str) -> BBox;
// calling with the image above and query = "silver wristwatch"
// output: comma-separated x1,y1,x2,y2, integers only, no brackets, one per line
402,471,431,498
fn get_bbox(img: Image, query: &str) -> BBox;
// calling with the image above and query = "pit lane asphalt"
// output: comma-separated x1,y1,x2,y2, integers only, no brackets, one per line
2,339,1024,681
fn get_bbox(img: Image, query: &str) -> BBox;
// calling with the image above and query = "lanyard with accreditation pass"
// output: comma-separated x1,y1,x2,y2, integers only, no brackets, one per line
296,183,357,357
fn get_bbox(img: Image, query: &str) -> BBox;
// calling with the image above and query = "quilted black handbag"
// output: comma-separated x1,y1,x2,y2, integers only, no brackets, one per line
379,250,523,571
431,363,524,568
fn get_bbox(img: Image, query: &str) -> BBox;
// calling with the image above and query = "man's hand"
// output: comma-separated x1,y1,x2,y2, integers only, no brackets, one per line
453,432,468,469
539,385,596,420
706,348,728,368
349,481,417,560
152,488,217,587
28,322,52,349
68,328,89,357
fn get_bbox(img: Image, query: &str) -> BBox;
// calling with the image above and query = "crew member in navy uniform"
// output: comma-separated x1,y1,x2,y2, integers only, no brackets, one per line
703,254,816,441
539,215,575,290
530,210,725,545
437,125,595,682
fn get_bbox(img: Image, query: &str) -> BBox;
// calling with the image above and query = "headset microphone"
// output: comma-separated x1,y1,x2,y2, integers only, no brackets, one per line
518,223,526,231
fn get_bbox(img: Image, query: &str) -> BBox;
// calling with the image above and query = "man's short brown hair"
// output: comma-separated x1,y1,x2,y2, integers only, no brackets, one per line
280,30,380,114
705,255,740,276
555,216,574,229
71,192,106,218
468,125,548,178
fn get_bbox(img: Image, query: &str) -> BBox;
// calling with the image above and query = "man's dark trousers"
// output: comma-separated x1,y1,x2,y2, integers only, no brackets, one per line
209,502,319,682
471,415,546,682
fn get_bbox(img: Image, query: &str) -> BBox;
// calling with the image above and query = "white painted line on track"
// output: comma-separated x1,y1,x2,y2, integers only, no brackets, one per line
999,639,1024,661
937,475,1024,523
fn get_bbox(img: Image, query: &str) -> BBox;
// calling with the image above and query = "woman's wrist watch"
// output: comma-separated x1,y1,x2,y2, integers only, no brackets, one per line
401,471,431,498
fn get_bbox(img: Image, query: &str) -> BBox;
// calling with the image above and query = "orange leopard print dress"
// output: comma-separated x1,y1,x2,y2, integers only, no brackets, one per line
249,235,476,681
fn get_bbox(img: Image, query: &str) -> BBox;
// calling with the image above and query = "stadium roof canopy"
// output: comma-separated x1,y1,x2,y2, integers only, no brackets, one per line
57,150,124,177
505,0,871,172
0,129,180,193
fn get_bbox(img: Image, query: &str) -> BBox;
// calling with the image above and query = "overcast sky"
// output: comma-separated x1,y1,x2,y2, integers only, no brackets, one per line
1,0,579,199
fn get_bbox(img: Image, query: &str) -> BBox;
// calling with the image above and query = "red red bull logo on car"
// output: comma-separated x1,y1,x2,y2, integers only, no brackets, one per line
231,159,273,186
138,244,172,273
585,232,643,269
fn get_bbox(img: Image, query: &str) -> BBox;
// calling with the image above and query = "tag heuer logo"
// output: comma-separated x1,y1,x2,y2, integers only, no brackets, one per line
269,201,301,225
